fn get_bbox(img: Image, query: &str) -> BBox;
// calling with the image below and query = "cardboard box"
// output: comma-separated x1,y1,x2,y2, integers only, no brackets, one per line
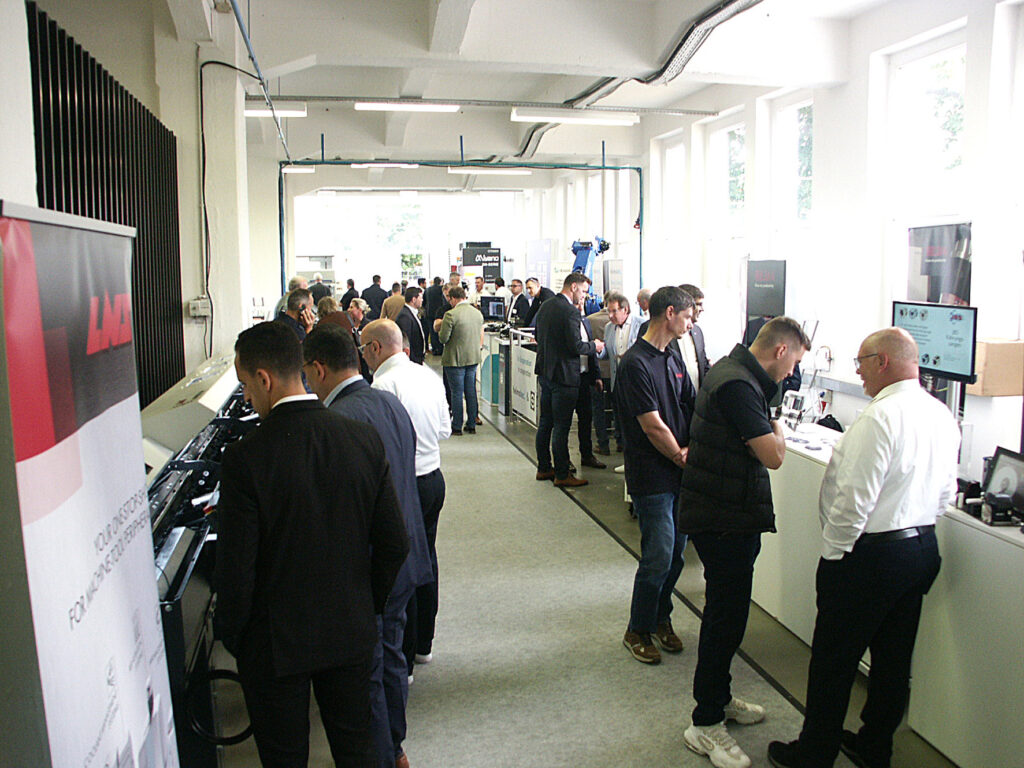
966,339,1024,397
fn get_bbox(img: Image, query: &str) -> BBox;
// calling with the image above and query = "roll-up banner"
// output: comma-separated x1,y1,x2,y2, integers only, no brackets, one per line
0,202,178,768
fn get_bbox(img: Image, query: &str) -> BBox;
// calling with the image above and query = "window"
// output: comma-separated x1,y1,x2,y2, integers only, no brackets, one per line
707,120,747,233
728,126,746,212
773,99,814,222
887,38,967,217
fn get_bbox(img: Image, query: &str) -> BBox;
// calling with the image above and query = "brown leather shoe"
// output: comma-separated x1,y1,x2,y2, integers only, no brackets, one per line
536,469,555,481
395,754,410,768
623,630,661,664
581,455,607,469
554,475,588,488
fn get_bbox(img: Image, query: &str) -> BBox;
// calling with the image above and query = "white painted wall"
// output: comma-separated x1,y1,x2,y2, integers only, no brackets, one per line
0,0,36,204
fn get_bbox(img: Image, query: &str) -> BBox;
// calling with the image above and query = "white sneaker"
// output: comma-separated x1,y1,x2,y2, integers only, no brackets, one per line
683,722,751,768
723,697,765,724
414,652,433,664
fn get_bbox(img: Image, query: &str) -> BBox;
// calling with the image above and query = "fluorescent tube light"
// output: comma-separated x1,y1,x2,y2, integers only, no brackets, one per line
447,166,533,176
354,102,459,113
510,107,639,126
282,165,315,174
349,163,421,169
244,101,307,118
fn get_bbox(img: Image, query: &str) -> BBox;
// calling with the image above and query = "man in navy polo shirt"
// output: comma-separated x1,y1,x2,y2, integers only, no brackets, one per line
615,286,697,665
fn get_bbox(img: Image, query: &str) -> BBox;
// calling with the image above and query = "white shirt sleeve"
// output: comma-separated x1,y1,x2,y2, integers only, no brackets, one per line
818,412,893,559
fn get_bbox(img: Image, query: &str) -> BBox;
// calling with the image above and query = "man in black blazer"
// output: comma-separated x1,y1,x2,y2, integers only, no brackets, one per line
520,277,556,328
507,278,531,324
215,322,409,768
394,287,427,364
340,278,359,310
303,324,433,768
533,272,605,488
361,274,389,320
422,277,445,355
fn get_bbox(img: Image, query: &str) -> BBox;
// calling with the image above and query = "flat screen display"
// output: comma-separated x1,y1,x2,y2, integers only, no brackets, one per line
480,295,506,321
891,300,977,382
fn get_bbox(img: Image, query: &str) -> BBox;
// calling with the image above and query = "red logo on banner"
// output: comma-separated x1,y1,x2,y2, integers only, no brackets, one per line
86,292,133,354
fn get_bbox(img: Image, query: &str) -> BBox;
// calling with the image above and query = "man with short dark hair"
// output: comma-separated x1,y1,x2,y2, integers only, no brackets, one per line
520,277,555,328
381,283,406,321
679,284,711,387
533,273,605,487
277,287,315,341
215,321,409,768
680,316,810,768
423,277,445,356
302,324,433,768
362,275,389,320
617,287,697,666
341,278,359,311
767,328,960,768
507,279,530,324
395,287,427,365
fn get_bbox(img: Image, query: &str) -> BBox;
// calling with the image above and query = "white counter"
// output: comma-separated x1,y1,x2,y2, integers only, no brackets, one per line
757,423,1024,767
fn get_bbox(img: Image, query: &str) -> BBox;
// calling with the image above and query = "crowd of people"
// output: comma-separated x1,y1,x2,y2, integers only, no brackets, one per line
215,270,960,768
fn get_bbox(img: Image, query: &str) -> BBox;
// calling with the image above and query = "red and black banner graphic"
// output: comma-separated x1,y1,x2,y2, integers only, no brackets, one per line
2,217,137,462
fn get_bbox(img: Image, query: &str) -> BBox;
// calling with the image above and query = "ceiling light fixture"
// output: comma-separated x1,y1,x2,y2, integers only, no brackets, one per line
244,101,307,118
349,162,421,169
282,164,315,174
354,101,459,113
510,107,639,126
447,166,533,176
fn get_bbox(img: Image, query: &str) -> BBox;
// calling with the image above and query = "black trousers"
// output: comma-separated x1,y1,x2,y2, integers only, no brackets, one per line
404,468,447,670
690,532,762,726
574,377,595,458
796,530,941,767
237,638,375,768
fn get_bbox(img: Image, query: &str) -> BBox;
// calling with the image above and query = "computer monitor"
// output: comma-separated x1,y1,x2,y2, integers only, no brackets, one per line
982,446,1024,510
891,300,977,383
480,296,506,321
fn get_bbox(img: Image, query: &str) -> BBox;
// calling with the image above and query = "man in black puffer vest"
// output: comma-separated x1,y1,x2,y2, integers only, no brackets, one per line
680,317,811,768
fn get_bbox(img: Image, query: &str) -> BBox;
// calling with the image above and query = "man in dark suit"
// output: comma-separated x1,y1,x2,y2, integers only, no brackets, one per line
507,278,531,324
303,324,433,768
394,287,427,364
340,278,359,310
362,274,389,320
423,277,445,355
520,277,556,328
680,284,711,387
310,272,332,304
214,321,409,768
533,272,605,488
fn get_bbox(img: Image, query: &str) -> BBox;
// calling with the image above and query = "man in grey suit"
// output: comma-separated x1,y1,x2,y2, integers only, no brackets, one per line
436,285,484,435
302,323,432,768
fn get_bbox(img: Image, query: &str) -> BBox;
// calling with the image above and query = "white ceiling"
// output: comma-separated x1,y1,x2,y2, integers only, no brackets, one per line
237,0,889,187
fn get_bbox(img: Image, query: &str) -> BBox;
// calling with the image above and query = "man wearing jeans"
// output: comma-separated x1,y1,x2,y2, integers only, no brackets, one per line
533,273,605,488
437,285,484,435
614,287,696,664
678,317,810,768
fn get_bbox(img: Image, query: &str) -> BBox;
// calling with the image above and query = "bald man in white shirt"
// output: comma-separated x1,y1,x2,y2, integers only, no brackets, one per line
768,328,960,768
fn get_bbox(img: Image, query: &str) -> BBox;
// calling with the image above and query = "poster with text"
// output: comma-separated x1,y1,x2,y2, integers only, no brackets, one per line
1,207,178,768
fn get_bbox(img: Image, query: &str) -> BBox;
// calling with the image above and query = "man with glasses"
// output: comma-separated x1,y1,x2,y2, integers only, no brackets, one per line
768,328,959,768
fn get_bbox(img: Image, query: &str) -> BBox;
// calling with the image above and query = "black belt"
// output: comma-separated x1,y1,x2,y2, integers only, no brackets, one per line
857,524,934,545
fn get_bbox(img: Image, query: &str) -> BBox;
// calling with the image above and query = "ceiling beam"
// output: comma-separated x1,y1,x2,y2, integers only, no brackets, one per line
427,0,478,54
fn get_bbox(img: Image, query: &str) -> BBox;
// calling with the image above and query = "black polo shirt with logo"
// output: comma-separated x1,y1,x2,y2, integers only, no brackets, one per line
614,337,696,496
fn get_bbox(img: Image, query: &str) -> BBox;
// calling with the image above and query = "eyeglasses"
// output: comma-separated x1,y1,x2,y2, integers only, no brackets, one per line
853,353,880,370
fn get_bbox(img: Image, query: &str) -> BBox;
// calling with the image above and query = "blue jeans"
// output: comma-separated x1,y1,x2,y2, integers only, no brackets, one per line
535,375,578,479
370,585,413,767
444,365,477,431
690,532,762,726
628,492,686,633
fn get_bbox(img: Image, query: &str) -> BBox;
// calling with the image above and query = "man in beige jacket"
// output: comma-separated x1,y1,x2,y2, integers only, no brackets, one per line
436,285,484,435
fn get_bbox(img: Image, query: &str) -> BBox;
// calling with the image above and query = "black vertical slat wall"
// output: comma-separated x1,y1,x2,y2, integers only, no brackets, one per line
25,2,186,409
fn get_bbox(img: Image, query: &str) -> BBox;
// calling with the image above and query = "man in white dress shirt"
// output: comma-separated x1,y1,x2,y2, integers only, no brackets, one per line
768,327,960,768
361,319,452,683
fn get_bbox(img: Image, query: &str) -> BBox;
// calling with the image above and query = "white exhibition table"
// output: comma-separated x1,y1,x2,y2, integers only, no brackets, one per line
759,424,1024,768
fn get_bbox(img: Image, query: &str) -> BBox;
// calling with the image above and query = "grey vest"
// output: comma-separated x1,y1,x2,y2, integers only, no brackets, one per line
678,344,777,534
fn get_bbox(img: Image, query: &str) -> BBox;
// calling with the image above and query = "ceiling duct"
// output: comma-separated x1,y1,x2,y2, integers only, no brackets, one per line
514,0,762,158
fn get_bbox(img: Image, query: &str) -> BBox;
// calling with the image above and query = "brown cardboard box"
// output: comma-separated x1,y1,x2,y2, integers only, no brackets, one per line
966,339,1024,397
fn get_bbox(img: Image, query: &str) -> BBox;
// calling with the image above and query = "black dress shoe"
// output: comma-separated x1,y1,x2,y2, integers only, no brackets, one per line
767,740,807,768
451,428,463,436
464,427,476,434
581,455,606,469
840,731,881,768
594,446,611,456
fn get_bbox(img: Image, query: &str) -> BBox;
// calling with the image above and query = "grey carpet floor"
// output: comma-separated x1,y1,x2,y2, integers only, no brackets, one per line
400,421,855,768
